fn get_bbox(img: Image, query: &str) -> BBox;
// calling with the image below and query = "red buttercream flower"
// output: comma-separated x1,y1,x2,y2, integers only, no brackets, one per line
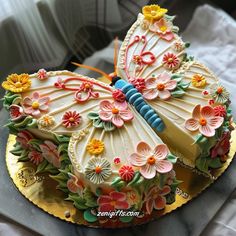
62,111,81,128
130,78,146,92
28,150,43,165
112,89,126,102
213,105,226,117
119,165,135,182
162,52,180,70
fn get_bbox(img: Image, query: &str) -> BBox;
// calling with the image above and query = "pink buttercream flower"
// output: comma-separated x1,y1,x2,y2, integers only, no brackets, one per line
37,69,48,81
162,52,180,70
62,111,81,128
97,191,130,212
213,105,226,117
22,92,50,118
39,141,61,168
119,165,135,182
142,72,177,100
9,104,25,121
99,100,133,128
149,18,175,41
67,173,83,195
113,157,121,165
211,132,230,158
185,105,224,137
16,130,34,149
112,89,126,102
128,142,173,179
129,77,146,93
144,185,171,214
28,150,43,165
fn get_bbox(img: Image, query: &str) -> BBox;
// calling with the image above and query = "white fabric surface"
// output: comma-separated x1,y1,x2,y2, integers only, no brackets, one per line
1,4,236,235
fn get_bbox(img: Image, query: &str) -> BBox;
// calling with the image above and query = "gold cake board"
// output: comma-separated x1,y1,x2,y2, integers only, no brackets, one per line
5,128,236,228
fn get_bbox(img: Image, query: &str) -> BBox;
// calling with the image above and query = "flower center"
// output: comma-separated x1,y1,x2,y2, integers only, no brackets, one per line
69,117,75,122
157,83,165,91
112,108,119,114
95,166,102,174
147,156,156,165
217,87,223,94
199,118,207,126
15,82,22,88
32,101,39,109
168,58,173,63
160,26,167,32
110,200,116,206
85,83,91,89
151,10,156,16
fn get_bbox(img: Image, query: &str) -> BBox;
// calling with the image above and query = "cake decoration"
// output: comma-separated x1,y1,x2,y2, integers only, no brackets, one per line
2,73,31,93
37,69,48,81
1,3,235,227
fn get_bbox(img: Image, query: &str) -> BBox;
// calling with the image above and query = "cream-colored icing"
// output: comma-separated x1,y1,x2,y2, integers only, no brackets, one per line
117,13,220,167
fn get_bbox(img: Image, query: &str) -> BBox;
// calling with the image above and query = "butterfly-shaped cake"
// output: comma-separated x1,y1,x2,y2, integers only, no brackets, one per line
2,4,234,226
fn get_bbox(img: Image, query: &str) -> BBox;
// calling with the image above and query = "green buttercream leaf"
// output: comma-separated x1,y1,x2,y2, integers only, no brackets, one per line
83,209,98,223
195,157,210,174
164,14,176,22
67,194,87,210
167,154,177,163
171,74,182,82
3,92,22,109
179,82,190,90
28,139,42,152
93,118,104,128
54,134,70,144
159,174,165,189
127,171,140,187
87,112,99,120
133,176,144,187
119,215,134,223
172,26,179,33
111,176,122,186
114,180,126,191
166,192,176,204
194,134,204,144
44,163,59,174
208,157,223,169
95,187,102,197
58,143,69,154
171,88,185,98
103,121,116,131
36,159,48,174
84,188,98,208
185,42,191,48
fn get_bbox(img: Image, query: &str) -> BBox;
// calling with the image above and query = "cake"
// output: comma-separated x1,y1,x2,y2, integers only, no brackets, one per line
1,4,234,226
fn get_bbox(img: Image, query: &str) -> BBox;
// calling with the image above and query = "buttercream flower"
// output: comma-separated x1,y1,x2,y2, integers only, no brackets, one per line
140,19,150,30
99,100,133,128
166,170,176,185
37,69,48,81
54,78,65,89
113,157,121,165
97,191,129,212
2,73,31,93
162,52,180,70
62,111,81,128
142,4,167,21
130,77,146,92
128,142,173,179
173,39,184,52
112,89,126,103
191,74,206,88
85,157,112,184
9,104,25,121
40,141,61,168
185,104,224,137
211,132,230,159
213,105,226,117
209,99,215,106
142,72,177,100
144,185,171,214
38,115,55,128
126,190,140,205
86,139,104,155
202,90,210,98
210,84,230,104
67,173,83,195
16,130,34,149
22,92,50,118
119,165,134,182
28,150,43,165
149,18,174,41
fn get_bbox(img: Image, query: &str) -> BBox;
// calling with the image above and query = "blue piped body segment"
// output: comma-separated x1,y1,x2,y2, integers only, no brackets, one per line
114,79,165,132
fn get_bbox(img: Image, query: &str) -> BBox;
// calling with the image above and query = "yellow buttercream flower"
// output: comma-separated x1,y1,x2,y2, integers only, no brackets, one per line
86,139,104,155
191,74,207,88
2,73,31,93
142,4,167,21
38,115,55,128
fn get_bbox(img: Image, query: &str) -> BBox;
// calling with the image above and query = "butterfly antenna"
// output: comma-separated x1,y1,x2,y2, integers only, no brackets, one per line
71,62,112,81
113,36,118,76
